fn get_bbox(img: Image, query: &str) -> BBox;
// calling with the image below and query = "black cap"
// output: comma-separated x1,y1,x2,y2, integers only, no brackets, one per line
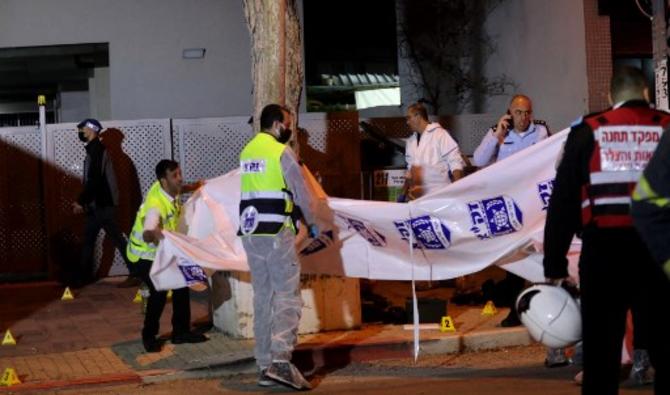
77,118,103,133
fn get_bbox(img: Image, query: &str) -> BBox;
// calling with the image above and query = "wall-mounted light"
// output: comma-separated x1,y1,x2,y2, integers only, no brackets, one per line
182,48,206,59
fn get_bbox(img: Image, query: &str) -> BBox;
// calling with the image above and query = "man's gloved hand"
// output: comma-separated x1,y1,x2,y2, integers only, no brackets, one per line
396,194,407,203
308,224,319,238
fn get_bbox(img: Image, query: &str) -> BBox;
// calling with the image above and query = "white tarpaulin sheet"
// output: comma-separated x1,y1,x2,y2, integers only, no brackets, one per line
151,129,581,291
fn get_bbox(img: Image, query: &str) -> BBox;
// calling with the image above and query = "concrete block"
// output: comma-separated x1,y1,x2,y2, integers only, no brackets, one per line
463,328,532,352
211,271,361,338
419,328,532,355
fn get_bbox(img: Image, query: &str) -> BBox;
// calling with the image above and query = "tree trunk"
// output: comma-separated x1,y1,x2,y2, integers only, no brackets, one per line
243,0,303,150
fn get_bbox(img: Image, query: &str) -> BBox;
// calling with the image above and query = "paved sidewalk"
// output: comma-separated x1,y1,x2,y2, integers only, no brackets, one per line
0,278,531,392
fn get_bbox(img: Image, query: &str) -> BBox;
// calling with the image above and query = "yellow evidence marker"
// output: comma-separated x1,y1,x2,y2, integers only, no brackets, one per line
133,290,142,303
481,300,497,316
440,316,456,332
2,330,16,346
0,367,21,386
61,287,74,301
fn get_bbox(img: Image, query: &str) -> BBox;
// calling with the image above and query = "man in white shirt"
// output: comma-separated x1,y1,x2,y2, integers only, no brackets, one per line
402,103,465,200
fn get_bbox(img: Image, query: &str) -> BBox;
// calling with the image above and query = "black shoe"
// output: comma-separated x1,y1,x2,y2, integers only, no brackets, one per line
117,276,142,288
500,310,522,327
143,337,163,353
171,332,208,344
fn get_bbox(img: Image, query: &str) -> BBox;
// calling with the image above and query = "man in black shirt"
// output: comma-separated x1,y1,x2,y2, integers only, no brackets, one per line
73,119,136,288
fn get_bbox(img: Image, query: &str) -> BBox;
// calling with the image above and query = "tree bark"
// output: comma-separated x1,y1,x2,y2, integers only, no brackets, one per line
243,0,303,150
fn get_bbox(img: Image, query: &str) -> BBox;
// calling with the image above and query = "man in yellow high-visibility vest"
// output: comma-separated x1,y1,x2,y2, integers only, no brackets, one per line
127,159,207,353
239,104,318,390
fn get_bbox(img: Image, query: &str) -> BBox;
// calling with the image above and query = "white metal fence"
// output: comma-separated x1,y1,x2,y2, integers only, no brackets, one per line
0,112,496,279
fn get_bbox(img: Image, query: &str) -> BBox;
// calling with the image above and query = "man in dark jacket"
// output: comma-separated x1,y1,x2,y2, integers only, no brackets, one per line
544,66,670,394
632,125,670,280
73,119,136,287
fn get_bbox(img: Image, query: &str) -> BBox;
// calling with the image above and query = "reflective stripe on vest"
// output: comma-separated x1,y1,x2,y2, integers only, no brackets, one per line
238,132,294,236
127,240,157,260
126,181,180,263
581,106,670,228
633,174,670,208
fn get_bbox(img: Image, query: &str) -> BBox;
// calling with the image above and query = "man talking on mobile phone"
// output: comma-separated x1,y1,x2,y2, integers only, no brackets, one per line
472,94,550,167
470,94,562,366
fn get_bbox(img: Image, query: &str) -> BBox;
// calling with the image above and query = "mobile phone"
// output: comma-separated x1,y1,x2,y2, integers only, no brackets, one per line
505,110,513,130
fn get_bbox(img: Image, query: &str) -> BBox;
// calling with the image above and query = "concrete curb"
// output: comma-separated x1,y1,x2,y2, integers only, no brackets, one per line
142,326,533,382
0,326,532,390
0,372,141,393
141,358,257,384
421,327,532,355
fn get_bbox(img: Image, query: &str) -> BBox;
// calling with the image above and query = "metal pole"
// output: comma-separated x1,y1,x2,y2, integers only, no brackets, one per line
38,95,47,160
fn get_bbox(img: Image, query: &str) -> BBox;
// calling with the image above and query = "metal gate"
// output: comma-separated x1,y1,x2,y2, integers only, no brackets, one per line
2,111,498,281
42,119,172,278
0,126,47,281
298,112,361,199
173,117,253,181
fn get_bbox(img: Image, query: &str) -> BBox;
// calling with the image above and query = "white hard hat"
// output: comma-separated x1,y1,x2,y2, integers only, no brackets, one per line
516,284,581,348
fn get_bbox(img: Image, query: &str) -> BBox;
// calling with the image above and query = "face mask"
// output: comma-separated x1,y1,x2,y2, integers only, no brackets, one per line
277,127,292,144
78,131,87,142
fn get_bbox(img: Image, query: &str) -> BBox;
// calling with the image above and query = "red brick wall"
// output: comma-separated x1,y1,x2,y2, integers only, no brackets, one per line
583,0,613,112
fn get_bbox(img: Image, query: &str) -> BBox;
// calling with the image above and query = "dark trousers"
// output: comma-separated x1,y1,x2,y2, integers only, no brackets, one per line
630,295,650,351
135,259,191,340
580,229,670,395
79,206,131,281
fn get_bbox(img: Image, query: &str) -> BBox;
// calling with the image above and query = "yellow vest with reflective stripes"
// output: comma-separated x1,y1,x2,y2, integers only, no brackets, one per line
126,181,180,263
239,132,295,236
